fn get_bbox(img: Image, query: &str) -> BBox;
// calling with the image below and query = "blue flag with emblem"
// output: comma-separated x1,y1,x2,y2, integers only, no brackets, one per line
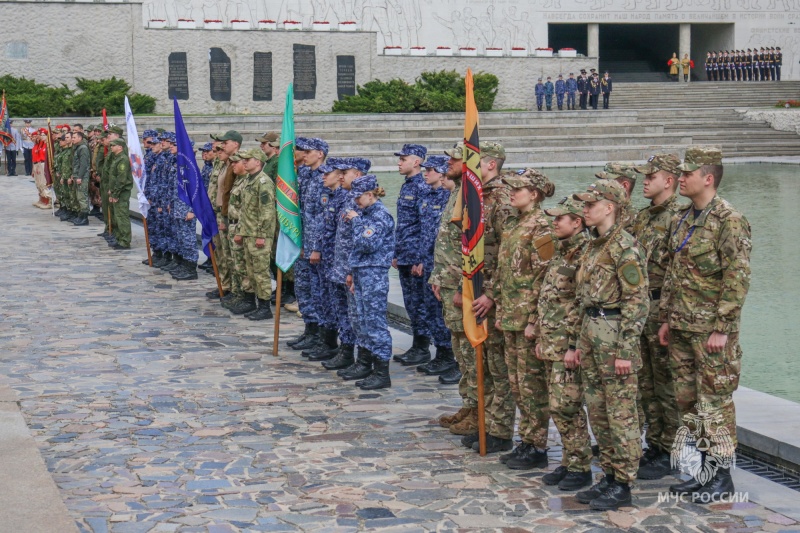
173,98,218,251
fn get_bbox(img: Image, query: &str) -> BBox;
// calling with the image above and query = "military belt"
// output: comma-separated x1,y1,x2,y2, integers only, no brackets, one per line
585,307,622,319
650,288,662,301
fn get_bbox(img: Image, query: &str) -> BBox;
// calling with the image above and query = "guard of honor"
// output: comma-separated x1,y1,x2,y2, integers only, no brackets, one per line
544,69,612,111
704,47,783,81
38,125,752,512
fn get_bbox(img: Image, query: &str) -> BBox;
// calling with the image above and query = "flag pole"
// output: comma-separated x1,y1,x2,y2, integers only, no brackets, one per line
108,203,112,234
143,217,153,267
476,343,487,456
272,270,283,357
207,243,223,299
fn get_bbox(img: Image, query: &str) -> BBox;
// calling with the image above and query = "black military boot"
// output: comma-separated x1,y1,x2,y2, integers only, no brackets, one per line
543,466,569,485
669,452,706,495
306,328,339,361
144,250,161,266
417,346,457,375
576,473,614,504
293,324,323,352
72,213,89,226
558,470,593,491
438,366,462,384
472,434,513,454
158,252,175,271
169,257,187,278
245,298,273,320
339,347,373,381
506,445,548,470
67,211,80,223
163,254,183,272
106,237,118,247
59,209,72,221
282,280,296,305
589,480,632,511
461,433,479,449
558,105,563,110
90,206,102,218
55,207,65,217
692,467,734,504
500,442,530,465
230,292,257,315
400,336,431,366
287,322,315,348
639,445,660,467
220,292,241,309
357,358,391,390
394,334,425,363
637,449,672,480
322,344,355,370
537,105,542,111
174,259,198,281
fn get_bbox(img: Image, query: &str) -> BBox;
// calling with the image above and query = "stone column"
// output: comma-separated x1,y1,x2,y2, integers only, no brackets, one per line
680,23,691,83
588,24,599,58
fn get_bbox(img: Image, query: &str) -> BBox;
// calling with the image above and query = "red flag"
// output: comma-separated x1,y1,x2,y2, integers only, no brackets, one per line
44,119,55,186
102,108,109,155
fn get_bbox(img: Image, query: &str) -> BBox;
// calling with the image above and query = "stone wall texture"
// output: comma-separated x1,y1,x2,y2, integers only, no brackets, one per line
741,109,800,135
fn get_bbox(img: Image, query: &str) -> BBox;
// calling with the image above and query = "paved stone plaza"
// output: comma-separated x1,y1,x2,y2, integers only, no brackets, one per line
1,175,799,532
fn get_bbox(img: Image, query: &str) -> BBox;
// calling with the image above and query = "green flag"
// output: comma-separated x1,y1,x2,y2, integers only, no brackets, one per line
275,84,302,272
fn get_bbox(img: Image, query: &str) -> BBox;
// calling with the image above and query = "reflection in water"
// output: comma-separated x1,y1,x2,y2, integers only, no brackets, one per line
375,164,800,403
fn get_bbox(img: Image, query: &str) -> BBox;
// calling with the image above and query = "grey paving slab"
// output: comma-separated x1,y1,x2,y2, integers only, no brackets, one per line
1,175,799,532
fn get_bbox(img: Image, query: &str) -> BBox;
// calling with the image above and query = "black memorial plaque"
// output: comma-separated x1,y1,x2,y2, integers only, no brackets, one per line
293,44,317,100
253,52,273,101
336,55,356,100
209,47,231,102
168,52,189,100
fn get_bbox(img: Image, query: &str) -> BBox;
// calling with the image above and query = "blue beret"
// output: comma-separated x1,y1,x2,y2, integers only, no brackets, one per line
142,129,159,139
159,131,176,143
421,155,449,174
335,157,372,173
394,143,427,159
350,174,379,197
199,142,214,152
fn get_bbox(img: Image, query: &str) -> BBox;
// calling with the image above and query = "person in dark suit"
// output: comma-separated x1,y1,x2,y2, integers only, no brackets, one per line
577,69,589,110
776,47,782,81
601,72,612,109
589,73,601,110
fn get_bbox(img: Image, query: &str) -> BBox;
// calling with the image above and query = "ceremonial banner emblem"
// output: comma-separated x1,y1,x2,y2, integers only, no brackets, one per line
275,84,303,272
124,96,150,219
0,93,13,147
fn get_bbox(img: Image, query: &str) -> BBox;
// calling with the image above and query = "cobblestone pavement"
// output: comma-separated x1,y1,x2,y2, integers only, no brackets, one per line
1,176,799,533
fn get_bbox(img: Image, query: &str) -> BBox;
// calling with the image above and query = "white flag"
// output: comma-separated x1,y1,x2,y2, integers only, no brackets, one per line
124,96,150,219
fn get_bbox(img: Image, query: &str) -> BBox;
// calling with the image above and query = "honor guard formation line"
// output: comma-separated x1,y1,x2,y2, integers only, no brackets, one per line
27,113,751,512
704,47,784,82
533,69,613,111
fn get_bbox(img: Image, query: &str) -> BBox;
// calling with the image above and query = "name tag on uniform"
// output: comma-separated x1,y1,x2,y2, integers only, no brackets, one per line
433,205,441,209
328,207,336,212
404,195,414,200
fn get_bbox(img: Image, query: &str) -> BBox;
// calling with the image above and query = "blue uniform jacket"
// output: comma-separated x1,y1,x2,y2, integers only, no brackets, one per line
544,81,555,96
299,165,325,258
394,173,428,266
420,187,450,270
534,83,546,97
350,200,395,269
331,193,359,283
555,79,567,95
320,186,348,265
566,78,578,93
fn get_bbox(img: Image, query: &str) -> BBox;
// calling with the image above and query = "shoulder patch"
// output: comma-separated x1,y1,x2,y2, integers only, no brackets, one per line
260,177,267,184
362,227,375,238
534,234,556,261
618,260,643,287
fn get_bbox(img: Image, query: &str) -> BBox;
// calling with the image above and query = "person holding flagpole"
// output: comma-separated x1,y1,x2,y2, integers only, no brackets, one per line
107,138,134,250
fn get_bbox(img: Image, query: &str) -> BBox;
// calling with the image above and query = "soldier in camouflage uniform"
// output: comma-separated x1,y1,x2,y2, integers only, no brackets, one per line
658,146,751,502
597,162,641,231
257,131,281,181
536,197,593,491
572,179,648,511
464,141,516,454
55,134,73,222
205,136,233,298
107,138,134,249
70,131,91,226
226,152,257,315
630,153,684,480
494,168,557,470
167,138,200,281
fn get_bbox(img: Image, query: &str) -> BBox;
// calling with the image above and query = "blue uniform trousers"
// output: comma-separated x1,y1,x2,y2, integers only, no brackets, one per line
317,264,337,330
332,282,356,345
567,92,576,108
295,257,321,325
353,266,392,361
398,264,430,338
424,266,451,348
175,217,198,262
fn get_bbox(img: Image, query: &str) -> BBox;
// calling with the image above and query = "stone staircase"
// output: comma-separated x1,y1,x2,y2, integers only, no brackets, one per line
120,82,800,167
611,81,800,109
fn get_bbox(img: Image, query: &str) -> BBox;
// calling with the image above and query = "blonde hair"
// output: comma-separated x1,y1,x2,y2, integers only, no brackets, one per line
372,187,386,198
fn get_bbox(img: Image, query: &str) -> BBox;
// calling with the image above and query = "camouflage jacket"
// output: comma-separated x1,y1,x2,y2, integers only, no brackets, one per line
207,160,227,211
58,146,74,180
575,224,649,364
236,170,276,239
226,173,248,223
617,199,638,233
430,178,462,290
535,230,590,361
631,193,684,292
495,205,556,331
394,172,429,266
420,186,451,271
659,196,751,334
72,141,90,181
108,151,133,198
482,173,518,301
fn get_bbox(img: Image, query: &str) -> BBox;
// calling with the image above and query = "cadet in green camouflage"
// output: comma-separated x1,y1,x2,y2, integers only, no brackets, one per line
659,146,751,498
536,197,593,490
572,179,649,510
494,168,557,469
596,162,640,231
107,139,133,248
206,141,232,295
227,153,253,304
631,153,684,479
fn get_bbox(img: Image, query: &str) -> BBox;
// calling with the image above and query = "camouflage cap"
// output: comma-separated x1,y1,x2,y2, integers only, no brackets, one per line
503,168,553,192
199,142,214,152
210,132,225,141
296,137,329,156
256,131,280,145
596,161,640,181
480,141,506,160
574,179,627,205
393,143,427,160
635,153,681,175
109,138,126,148
421,155,449,174
217,130,243,144
334,157,372,173
158,131,176,143
319,156,344,174
142,129,159,139
240,148,267,162
444,141,464,160
229,151,245,162
350,174,379,197
678,145,723,171
107,124,124,135
545,196,585,218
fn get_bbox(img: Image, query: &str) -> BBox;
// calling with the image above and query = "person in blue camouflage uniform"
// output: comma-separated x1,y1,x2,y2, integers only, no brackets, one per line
535,78,545,111
287,138,329,354
344,175,396,390
148,134,173,268
141,129,163,266
167,138,199,281
328,157,374,376
566,73,578,111
199,142,215,190
555,74,567,111
392,143,434,367
304,157,352,362
156,132,181,274
415,154,455,377
544,76,555,111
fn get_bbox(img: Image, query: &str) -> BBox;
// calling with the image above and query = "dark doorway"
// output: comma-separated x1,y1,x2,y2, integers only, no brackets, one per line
548,24,588,56
599,24,679,82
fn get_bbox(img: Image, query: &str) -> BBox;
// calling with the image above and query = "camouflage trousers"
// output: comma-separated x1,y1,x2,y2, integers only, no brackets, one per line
331,281,356,346
100,178,110,232
317,264,338,330
174,216,198,262
229,226,249,295
579,315,642,484
638,316,679,453
73,178,90,214
669,329,741,458
243,237,273,300
423,265,451,348
112,190,132,247
440,287,493,410
398,265,430,338
484,317,515,440
295,257,322,325
503,330,549,449
214,213,231,292
352,266,392,361
546,360,592,472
